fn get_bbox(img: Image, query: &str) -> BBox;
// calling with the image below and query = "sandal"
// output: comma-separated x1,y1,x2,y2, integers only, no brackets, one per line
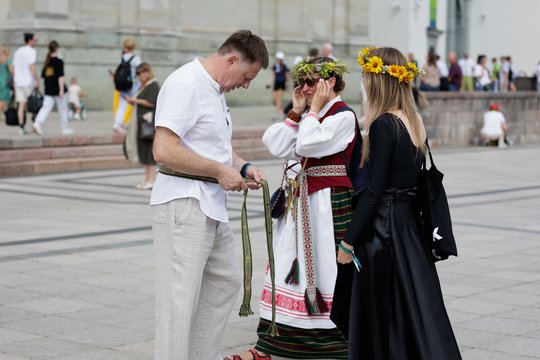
226,348,271,360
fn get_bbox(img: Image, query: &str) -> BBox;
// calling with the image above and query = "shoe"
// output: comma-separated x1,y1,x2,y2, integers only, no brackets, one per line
113,124,126,135
18,127,28,136
226,349,271,360
62,128,74,135
74,114,81,121
32,123,43,136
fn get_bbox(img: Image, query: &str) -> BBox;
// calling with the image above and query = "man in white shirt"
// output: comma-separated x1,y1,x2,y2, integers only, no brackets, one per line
321,42,335,59
150,30,269,360
458,53,475,91
12,33,39,135
480,103,509,148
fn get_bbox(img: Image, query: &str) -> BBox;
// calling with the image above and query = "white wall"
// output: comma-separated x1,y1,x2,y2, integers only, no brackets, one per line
468,0,540,76
367,0,449,67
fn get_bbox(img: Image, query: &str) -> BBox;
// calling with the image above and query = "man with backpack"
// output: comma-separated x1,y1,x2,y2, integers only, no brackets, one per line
112,38,141,134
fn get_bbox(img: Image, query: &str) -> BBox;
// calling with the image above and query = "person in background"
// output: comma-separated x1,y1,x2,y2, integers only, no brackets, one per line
112,38,142,135
458,53,475,91
322,42,335,59
447,52,462,92
499,56,510,92
480,103,509,148
150,29,268,360
420,52,440,91
31,41,74,136
536,60,540,92
507,56,517,91
491,57,501,92
124,63,160,190
228,56,354,360
0,46,13,113
68,77,85,120
474,55,491,92
337,46,461,360
436,54,449,91
267,51,290,121
12,33,39,135
308,47,319,60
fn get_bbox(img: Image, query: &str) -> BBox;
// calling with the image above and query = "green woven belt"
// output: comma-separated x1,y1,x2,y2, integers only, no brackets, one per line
159,165,279,336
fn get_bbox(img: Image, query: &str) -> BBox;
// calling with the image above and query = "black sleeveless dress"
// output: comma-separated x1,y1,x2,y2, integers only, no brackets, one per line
337,114,461,360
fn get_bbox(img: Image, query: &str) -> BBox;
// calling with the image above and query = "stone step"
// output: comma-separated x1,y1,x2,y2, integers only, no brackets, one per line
0,129,272,177
0,144,123,163
0,156,135,177
0,134,125,150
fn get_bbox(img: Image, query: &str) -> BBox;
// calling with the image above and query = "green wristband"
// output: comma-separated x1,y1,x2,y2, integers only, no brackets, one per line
339,242,362,271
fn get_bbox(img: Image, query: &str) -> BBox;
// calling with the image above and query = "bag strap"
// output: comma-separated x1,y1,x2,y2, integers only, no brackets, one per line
423,139,436,170
122,55,135,64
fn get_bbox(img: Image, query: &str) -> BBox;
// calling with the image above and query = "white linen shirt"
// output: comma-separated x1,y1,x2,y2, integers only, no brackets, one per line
12,45,37,88
262,96,356,160
150,58,233,223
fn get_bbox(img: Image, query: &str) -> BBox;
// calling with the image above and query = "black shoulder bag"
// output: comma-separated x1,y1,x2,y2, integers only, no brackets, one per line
418,142,458,262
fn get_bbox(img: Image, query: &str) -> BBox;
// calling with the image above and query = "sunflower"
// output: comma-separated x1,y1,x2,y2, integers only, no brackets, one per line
363,56,383,74
395,65,408,82
404,71,415,83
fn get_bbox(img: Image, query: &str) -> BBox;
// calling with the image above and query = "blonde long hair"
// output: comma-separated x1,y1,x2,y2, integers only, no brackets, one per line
362,47,427,161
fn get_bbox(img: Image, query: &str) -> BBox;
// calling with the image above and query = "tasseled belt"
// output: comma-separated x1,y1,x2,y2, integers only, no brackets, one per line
286,164,348,315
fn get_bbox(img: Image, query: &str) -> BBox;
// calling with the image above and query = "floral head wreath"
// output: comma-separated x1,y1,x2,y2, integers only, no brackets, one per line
357,47,424,84
291,58,348,83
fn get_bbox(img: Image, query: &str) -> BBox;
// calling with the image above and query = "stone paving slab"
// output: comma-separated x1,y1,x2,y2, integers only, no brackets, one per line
0,144,539,359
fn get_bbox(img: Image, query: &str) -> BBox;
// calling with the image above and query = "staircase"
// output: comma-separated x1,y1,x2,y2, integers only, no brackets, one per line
0,129,271,177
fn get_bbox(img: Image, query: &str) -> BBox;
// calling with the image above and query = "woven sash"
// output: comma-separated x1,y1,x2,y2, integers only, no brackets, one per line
159,164,279,336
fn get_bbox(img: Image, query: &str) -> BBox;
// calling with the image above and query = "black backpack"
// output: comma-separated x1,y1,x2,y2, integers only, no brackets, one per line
114,55,135,91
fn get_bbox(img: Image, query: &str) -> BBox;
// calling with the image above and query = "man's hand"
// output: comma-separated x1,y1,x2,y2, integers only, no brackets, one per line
245,165,266,190
216,165,248,192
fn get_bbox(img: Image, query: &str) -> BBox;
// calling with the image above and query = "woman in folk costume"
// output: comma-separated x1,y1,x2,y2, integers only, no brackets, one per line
227,57,358,360
336,47,461,359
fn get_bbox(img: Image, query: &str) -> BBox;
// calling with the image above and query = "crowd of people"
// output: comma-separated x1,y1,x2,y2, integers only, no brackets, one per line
413,50,527,93
0,33,85,135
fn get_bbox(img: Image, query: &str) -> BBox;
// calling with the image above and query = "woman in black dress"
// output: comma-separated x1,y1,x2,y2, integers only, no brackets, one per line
336,47,461,359
125,62,159,189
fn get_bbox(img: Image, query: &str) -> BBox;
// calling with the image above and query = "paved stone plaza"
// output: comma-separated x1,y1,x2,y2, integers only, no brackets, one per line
1,115,540,358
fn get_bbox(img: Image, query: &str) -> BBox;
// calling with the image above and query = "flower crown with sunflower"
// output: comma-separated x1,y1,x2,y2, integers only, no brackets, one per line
357,47,424,84
291,58,348,82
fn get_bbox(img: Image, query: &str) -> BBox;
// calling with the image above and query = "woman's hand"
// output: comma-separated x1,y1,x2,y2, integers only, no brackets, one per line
291,85,307,113
124,95,135,105
310,79,333,114
337,241,354,264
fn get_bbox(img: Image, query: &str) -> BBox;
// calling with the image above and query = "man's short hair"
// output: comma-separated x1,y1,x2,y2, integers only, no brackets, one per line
24,33,34,43
218,30,269,69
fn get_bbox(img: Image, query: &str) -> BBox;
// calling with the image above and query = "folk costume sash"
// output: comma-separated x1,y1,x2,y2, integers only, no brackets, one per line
286,101,357,315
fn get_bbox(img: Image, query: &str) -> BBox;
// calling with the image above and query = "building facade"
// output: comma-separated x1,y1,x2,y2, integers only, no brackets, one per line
0,0,537,109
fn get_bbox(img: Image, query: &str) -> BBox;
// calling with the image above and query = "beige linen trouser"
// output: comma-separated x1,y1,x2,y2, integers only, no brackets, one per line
152,197,242,360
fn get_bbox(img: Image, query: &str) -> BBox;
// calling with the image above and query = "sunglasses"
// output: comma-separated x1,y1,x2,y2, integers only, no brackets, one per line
136,69,148,75
298,77,321,88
